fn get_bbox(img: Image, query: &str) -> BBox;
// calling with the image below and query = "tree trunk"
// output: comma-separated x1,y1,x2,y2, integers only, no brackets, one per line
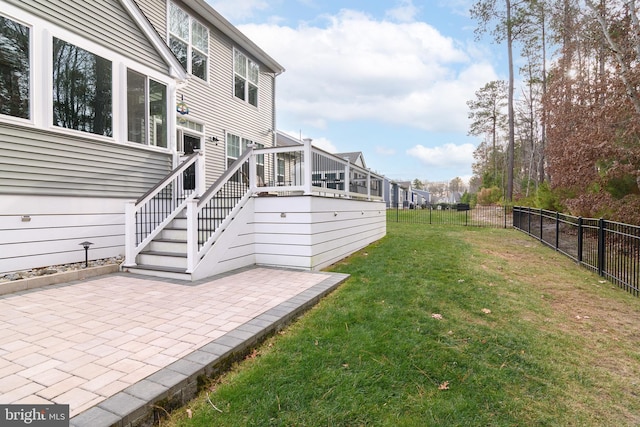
506,0,515,201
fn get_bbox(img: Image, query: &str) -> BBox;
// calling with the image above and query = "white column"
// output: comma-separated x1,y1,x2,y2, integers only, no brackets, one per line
123,201,137,267
185,198,198,273
302,139,313,195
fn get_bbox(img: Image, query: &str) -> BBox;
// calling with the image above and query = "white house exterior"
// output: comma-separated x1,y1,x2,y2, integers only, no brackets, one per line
1,0,386,279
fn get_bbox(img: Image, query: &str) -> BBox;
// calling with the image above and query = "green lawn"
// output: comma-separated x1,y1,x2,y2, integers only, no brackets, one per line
164,223,640,426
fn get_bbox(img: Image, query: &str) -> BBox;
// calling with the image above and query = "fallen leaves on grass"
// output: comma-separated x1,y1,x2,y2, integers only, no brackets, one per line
431,313,443,320
438,381,450,390
186,409,192,419
482,308,492,314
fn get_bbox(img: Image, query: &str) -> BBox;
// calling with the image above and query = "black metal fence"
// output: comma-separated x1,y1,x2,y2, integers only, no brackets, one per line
513,207,640,296
387,204,513,228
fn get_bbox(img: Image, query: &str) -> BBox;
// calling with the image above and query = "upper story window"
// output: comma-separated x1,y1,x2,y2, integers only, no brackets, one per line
53,38,113,136
127,69,167,147
0,15,30,119
169,3,208,81
234,49,258,107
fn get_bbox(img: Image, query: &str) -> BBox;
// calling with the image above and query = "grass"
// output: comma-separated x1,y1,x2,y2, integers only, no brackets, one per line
164,223,640,426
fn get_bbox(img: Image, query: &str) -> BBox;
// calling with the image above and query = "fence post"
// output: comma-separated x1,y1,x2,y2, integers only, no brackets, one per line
429,205,432,224
465,208,468,226
577,216,583,263
540,208,544,240
555,212,560,251
597,218,605,277
527,207,532,235
504,206,507,229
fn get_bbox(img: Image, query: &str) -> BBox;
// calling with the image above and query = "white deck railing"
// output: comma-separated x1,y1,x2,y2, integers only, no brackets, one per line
124,141,384,272
251,139,384,201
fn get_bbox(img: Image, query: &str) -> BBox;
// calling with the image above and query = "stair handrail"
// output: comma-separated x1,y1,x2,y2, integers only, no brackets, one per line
136,152,199,205
197,148,253,207
185,148,254,272
124,152,202,267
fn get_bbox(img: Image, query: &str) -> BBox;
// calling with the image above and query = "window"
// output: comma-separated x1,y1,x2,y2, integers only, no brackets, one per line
0,15,30,119
127,69,167,147
234,50,259,107
169,3,208,81
277,156,285,184
53,38,112,136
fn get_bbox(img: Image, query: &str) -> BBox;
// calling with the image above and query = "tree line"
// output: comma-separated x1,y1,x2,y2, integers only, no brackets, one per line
467,0,640,225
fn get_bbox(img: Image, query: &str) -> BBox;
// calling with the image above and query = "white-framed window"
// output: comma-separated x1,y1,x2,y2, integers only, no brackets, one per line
127,69,167,147
233,49,259,107
0,7,174,150
53,38,113,136
169,2,208,81
0,15,31,120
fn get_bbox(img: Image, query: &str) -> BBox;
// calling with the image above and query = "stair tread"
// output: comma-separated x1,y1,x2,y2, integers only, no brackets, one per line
127,265,188,273
153,238,187,243
140,250,187,258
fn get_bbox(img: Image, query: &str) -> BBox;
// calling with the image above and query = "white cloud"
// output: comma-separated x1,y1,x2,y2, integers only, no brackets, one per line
239,10,497,134
406,143,475,168
311,137,337,153
280,130,337,153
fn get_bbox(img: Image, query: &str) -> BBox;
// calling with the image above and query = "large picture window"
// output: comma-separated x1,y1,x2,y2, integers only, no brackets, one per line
53,38,112,136
169,2,208,81
234,50,259,107
127,69,167,147
0,15,30,119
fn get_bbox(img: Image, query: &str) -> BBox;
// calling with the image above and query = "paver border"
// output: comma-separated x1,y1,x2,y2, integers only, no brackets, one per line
69,269,349,427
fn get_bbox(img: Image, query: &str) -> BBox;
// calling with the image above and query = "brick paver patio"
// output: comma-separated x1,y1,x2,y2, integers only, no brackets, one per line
0,267,347,424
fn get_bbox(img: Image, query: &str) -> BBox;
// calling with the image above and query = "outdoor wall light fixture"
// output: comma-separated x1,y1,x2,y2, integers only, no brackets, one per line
79,241,93,268
211,136,220,144
21,215,31,222
280,213,286,218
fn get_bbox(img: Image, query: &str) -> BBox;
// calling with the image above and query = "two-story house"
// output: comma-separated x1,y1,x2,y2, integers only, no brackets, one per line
1,0,387,280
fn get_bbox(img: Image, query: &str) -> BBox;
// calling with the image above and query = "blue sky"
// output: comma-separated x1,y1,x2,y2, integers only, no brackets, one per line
207,0,506,183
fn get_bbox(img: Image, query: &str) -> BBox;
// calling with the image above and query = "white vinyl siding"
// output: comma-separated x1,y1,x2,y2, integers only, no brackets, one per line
0,124,171,198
